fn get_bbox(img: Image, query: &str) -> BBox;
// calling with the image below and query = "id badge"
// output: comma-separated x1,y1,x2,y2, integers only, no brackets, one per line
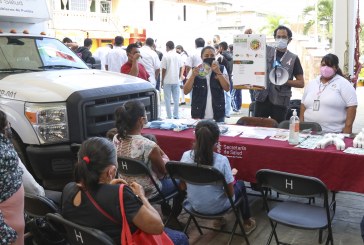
313,100,320,111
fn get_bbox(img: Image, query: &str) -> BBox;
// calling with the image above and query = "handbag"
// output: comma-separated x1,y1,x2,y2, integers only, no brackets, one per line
119,184,173,245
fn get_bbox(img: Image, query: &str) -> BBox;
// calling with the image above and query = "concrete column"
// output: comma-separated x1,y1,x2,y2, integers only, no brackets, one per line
332,0,358,75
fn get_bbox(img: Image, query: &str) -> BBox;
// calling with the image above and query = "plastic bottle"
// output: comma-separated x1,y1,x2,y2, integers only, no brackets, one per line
288,109,300,145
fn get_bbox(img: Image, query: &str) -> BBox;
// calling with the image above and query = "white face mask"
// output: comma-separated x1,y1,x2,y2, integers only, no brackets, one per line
275,38,288,50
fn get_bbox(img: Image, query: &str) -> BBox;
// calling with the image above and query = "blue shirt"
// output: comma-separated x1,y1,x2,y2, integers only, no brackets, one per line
180,150,234,214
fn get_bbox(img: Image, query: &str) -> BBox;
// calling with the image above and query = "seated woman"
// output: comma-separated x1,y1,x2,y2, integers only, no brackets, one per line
62,137,188,244
113,100,181,200
300,53,357,133
0,110,24,245
180,120,256,234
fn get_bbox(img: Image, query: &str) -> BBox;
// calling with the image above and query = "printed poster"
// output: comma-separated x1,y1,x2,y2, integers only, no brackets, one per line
233,34,266,88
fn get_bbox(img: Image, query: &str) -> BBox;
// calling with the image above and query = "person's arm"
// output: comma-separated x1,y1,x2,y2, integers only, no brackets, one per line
184,66,199,94
129,53,141,77
161,68,166,88
129,182,164,234
18,157,45,196
299,103,306,121
343,106,357,134
149,146,168,178
212,62,230,92
287,74,304,88
155,69,160,81
226,182,234,197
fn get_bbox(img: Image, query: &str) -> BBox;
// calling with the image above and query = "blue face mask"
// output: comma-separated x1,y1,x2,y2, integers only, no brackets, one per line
275,38,288,49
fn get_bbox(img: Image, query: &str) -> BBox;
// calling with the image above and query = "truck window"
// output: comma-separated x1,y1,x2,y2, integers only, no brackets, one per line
0,36,87,72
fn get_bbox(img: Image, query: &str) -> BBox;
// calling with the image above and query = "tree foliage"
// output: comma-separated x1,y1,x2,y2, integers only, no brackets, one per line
259,15,288,36
302,0,333,42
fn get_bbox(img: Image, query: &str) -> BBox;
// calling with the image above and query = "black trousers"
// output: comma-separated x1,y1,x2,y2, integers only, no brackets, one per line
254,98,287,123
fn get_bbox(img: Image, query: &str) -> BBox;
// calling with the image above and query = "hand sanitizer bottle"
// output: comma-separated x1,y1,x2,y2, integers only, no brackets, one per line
288,109,300,145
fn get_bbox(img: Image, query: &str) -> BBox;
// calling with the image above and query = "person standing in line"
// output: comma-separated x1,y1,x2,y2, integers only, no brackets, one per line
217,41,233,118
254,25,304,123
153,43,164,91
121,43,150,81
185,38,205,75
139,38,161,88
176,45,189,105
75,38,94,64
161,41,183,119
93,43,113,71
184,46,230,122
105,36,128,73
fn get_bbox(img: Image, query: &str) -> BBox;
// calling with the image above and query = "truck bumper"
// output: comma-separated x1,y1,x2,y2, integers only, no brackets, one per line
26,144,79,190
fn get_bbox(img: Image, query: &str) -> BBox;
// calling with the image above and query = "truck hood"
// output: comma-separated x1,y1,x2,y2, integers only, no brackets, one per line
1,69,152,102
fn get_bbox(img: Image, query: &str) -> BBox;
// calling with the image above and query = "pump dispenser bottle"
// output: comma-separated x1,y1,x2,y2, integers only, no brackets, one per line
288,109,300,145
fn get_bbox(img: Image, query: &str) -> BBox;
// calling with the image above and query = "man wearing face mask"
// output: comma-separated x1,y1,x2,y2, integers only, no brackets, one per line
255,25,304,123
121,43,150,81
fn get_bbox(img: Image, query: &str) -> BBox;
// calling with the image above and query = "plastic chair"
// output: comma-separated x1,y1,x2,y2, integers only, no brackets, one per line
236,116,278,128
46,213,115,245
278,120,323,132
256,169,336,245
117,156,181,227
24,193,65,245
166,161,250,245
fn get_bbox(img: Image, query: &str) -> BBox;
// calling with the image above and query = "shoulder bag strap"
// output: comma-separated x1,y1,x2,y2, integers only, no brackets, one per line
84,190,119,224
119,184,134,244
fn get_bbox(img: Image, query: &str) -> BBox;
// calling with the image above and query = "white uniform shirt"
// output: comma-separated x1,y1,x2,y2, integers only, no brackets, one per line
139,46,161,87
302,75,358,133
186,47,203,68
105,46,128,73
93,46,111,70
161,50,182,85
204,67,228,119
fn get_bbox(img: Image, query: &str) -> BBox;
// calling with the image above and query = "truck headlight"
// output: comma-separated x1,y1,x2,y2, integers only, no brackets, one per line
25,103,69,144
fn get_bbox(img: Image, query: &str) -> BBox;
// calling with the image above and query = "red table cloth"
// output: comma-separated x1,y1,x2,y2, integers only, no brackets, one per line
143,128,364,193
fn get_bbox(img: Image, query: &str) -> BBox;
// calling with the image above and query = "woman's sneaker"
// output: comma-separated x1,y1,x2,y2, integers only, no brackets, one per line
243,218,257,235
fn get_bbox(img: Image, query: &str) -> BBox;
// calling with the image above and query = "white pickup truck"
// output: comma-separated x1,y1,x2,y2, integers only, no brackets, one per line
0,33,160,190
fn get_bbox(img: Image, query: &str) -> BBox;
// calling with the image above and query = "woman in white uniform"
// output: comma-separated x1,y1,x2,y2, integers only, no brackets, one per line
300,53,357,133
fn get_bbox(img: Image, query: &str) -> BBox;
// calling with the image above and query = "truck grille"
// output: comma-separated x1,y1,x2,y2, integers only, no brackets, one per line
67,86,158,142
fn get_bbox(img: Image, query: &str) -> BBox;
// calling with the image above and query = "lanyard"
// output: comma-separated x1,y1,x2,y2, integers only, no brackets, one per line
273,49,288,67
316,80,332,99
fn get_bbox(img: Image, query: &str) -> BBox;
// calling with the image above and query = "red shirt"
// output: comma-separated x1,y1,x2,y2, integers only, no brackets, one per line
121,62,150,81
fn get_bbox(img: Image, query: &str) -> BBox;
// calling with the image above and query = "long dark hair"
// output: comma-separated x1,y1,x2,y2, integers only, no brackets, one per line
74,137,116,190
0,110,7,134
115,100,145,140
193,120,220,166
321,53,344,76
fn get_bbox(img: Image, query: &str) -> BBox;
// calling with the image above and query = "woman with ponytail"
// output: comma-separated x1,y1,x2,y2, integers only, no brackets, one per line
113,100,181,200
180,120,256,234
61,137,188,244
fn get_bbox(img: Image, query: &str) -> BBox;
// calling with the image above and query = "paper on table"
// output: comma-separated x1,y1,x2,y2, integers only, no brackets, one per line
240,127,278,139
343,147,364,155
296,135,323,149
221,125,245,137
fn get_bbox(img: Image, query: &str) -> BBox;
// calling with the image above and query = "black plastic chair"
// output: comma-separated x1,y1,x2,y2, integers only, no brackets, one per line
24,193,65,245
278,120,322,132
248,101,256,117
256,169,336,245
117,156,181,226
166,161,250,245
46,213,115,245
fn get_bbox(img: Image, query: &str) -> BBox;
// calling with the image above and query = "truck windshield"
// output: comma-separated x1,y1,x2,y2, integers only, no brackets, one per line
0,36,88,72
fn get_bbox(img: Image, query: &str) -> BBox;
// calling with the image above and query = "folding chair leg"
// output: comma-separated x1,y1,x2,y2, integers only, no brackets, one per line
236,218,250,245
191,216,203,235
183,215,192,234
319,229,323,243
267,221,279,245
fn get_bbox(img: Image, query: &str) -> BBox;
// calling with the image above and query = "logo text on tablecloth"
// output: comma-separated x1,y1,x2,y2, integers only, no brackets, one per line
216,143,246,159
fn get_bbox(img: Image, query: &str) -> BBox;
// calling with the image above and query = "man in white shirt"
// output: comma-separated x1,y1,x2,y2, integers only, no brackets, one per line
185,37,205,75
93,44,112,70
105,36,128,73
139,38,161,88
161,41,183,119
